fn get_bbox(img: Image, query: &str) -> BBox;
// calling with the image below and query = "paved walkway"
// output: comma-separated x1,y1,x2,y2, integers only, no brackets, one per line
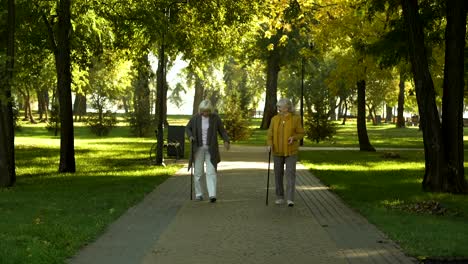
68,145,418,264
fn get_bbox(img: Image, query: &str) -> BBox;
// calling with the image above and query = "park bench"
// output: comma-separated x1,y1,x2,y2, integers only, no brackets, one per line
149,125,185,164
165,125,185,160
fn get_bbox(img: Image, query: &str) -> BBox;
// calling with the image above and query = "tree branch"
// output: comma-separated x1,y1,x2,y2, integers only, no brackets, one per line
36,4,58,55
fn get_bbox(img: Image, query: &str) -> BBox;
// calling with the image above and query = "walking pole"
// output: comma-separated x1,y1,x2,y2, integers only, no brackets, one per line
266,148,271,206
190,139,194,200
190,166,193,200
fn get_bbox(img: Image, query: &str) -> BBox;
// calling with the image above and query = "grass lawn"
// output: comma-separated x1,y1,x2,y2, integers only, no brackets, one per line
3,115,468,263
237,118,468,149
1,121,181,264
299,150,468,260
236,118,428,147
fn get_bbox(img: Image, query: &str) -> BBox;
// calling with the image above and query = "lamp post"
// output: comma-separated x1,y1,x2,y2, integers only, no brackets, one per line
300,56,304,146
300,43,313,146
155,0,188,166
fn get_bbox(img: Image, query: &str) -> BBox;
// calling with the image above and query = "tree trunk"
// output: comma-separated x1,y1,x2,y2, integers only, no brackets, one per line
155,41,165,165
20,91,28,120
337,97,343,118
441,0,467,193
328,96,337,121
401,0,447,192
24,89,36,123
56,0,75,173
37,89,49,122
48,90,60,136
341,100,347,125
367,104,376,125
122,96,129,114
73,93,86,122
133,54,151,137
303,96,313,117
386,105,393,123
162,55,169,126
260,48,280,129
0,0,16,187
192,74,204,115
396,71,406,128
163,79,169,127
357,80,375,151
22,93,28,120
38,90,44,120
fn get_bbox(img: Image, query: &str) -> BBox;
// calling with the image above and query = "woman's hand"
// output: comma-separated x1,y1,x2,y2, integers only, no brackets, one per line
224,141,230,151
288,137,294,145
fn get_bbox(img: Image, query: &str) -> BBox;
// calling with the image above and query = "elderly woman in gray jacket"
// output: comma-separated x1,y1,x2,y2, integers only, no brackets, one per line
186,99,230,203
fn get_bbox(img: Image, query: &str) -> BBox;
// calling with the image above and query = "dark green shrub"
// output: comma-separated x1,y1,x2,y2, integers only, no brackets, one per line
128,111,153,137
86,111,117,136
305,109,336,143
222,96,251,142
45,101,60,135
12,103,21,132
223,114,251,142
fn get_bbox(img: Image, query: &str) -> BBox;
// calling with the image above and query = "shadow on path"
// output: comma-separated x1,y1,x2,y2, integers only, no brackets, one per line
69,145,418,264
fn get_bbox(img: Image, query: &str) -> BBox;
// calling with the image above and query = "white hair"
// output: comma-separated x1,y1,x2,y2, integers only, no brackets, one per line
276,98,294,113
198,99,213,113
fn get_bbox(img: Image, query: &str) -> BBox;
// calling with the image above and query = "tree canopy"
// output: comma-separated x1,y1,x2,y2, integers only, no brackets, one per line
1,0,467,192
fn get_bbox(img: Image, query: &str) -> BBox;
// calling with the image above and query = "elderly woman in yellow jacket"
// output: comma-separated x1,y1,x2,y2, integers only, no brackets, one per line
267,98,305,207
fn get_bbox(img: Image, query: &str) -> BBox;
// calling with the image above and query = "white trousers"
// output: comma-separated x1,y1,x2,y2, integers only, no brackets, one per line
194,146,217,198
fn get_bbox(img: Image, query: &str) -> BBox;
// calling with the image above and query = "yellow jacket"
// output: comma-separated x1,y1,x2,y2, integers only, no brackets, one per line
267,113,305,156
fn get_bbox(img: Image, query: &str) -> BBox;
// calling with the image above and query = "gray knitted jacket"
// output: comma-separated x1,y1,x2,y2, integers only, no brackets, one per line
186,113,230,171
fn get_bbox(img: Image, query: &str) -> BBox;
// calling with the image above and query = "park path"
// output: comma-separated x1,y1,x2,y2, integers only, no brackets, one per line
68,145,418,264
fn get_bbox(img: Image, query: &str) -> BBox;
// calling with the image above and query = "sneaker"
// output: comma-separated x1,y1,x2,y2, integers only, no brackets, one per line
209,197,217,203
287,200,294,207
195,196,203,201
275,199,284,205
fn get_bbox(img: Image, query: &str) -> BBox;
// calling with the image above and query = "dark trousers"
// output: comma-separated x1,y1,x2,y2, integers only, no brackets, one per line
273,155,297,201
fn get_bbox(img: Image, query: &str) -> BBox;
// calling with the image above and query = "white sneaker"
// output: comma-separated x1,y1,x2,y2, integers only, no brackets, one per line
275,199,284,205
287,200,294,207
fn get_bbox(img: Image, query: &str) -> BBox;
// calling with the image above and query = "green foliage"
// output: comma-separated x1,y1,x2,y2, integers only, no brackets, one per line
129,54,152,137
223,57,257,111
222,96,251,142
128,111,153,137
168,82,187,109
85,111,117,136
45,101,60,135
299,60,337,143
83,51,131,137
223,115,251,142
12,103,21,132
221,59,254,142
305,110,337,143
